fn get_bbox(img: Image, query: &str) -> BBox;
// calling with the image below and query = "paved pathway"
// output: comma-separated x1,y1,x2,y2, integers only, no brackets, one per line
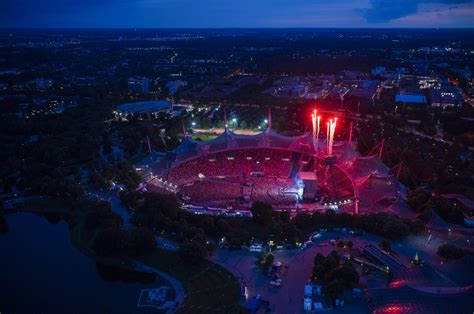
212,246,330,314
135,261,186,312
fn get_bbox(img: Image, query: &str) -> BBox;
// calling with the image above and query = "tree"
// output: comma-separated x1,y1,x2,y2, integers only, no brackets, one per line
124,227,156,257
279,211,291,223
200,117,213,129
325,280,343,304
407,189,430,212
381,220,410,240
93,227,127,257
327,263,359,288
258,251,268,265
133,193,181,230
430,197,465,225
84,200,123,229
179,239,208,263
294,213,311,231
0,207,8,234
216,219,231,235
250,202,273,226
264,253,275,270
437,244,465,261
380,239,391,252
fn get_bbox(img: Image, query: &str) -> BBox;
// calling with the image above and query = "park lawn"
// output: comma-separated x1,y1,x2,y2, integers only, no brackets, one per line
191,134,218,141
142,250,242,314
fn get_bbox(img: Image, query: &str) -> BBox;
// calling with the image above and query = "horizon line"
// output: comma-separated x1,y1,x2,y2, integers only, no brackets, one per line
1,26,474,30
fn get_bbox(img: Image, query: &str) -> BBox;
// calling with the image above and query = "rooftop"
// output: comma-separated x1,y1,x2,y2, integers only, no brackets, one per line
117,100,172,113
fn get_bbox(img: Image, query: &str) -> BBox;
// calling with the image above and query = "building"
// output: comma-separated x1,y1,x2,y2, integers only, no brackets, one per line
116,100,172,119
35,78,53,90
371,66,386,76
345,80,379,105
430,87,463,108
304,87,327,100
297,172,317,200
327,86,350,100
395,93,427,105
395,75,428,106
166,80,188,95
128,76,150,94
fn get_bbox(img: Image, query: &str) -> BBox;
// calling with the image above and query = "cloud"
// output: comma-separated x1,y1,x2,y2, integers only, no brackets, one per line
2,0,119,26
357,0,473,23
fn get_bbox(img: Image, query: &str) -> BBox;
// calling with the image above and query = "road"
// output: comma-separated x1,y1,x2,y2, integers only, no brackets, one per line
211,231,375,313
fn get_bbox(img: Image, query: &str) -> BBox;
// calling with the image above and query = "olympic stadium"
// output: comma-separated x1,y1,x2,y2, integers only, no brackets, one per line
136,110,407,215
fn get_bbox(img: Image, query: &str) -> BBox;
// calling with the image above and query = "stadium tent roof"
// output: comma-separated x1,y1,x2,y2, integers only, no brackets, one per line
206,130,232,152
144,129,377,178
357,174,406,205
172,137,200,162
170,129,309,160
266,130,302,149
395,94,427,104
117,100,172,113
230,131,266,149
344,155,390,179
332,141,360,162
137,127,409,211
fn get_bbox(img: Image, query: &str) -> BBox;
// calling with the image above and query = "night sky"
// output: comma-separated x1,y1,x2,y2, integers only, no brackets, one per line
2,0,474,28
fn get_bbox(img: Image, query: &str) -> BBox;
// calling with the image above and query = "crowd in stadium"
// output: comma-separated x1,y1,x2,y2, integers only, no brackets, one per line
150,146,402,210
163,148,302,185
176,176,298,208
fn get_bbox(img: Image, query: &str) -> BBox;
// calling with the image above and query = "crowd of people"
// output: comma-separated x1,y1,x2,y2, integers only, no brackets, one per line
176,176,298,209
179,179,242,206
163,148,298,185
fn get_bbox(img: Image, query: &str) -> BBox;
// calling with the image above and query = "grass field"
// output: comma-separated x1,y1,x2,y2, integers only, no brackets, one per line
142,250,242,314
191,134,219,141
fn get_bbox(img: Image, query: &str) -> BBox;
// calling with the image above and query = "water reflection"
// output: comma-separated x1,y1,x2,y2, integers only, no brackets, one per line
0,212,169,314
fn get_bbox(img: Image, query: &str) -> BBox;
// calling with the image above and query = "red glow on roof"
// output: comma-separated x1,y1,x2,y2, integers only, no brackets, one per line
389,280,408,288
373,304,413,314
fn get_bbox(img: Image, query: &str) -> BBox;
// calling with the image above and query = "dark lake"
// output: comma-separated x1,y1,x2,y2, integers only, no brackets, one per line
0,212,170,314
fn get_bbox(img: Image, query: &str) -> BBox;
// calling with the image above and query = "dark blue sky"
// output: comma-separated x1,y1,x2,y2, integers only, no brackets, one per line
2,0,474,28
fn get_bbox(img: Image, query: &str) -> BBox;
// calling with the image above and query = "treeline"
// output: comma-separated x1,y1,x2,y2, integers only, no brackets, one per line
357,119,473,199
251,201,424,241
0,93,153,200
408,189,466,225
0,205,8,234
89,162,142,190
123,192,217,262
79,199,157,258
312,251,360,304
437,244,468,261
122,192,424,262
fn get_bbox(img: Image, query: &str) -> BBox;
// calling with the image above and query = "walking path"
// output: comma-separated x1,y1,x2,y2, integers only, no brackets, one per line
135,261,186,312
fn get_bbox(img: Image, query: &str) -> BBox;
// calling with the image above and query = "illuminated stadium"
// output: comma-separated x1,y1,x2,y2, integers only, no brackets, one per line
137,110,407,215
